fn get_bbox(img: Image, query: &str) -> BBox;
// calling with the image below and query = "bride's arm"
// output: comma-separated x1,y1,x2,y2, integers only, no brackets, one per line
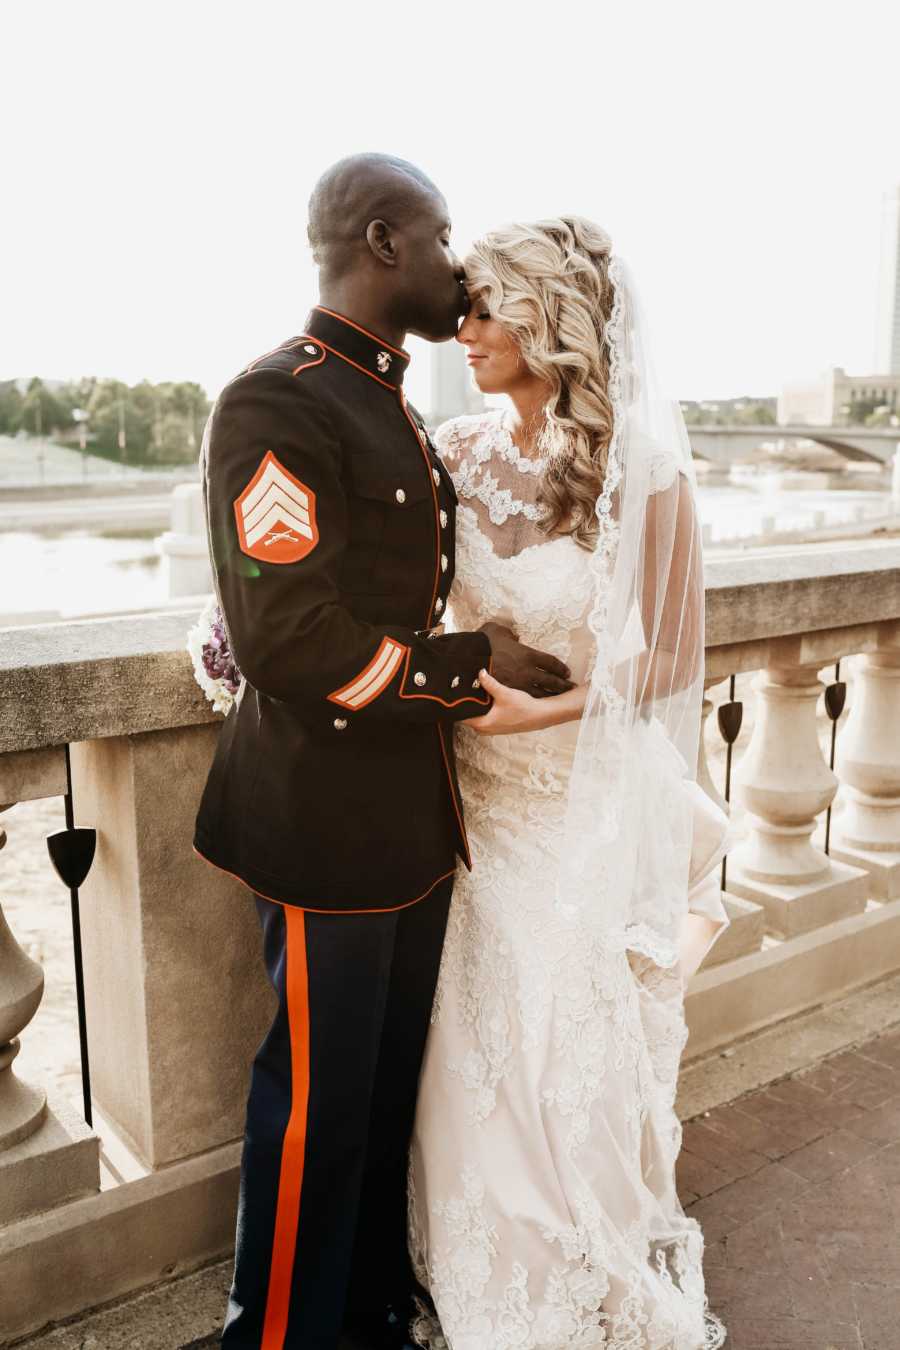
463,673,587,735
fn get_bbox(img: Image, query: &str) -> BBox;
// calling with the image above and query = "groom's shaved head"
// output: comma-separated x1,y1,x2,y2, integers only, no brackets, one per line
308,153,445,278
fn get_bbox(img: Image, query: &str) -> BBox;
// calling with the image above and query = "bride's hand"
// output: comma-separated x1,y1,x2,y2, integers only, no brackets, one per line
463,670,586,735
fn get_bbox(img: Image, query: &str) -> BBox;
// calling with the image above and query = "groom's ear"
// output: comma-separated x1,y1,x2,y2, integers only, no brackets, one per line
365,218,398,267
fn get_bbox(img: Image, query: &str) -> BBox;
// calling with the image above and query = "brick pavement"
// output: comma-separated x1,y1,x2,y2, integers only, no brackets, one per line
680,1025,900,1349
14,1023,900,1349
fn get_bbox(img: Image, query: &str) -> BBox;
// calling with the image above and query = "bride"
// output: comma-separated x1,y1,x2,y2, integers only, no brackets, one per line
408,218,731,1350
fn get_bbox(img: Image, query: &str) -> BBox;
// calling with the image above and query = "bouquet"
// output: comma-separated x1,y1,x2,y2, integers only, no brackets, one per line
187,596,242,715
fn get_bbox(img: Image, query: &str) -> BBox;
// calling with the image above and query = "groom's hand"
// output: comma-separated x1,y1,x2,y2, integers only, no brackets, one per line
479,622,574,697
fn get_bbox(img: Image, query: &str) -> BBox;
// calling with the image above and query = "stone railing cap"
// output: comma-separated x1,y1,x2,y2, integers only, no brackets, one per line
1,540,899,755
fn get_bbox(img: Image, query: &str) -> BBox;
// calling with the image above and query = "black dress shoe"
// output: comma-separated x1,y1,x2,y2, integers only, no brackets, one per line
345,1298,418,1350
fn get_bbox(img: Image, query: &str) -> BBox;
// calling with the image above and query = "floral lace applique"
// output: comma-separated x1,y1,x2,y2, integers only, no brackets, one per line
413,405,725,1350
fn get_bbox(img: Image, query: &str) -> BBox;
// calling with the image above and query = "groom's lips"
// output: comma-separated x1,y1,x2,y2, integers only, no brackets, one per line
466,354,485,364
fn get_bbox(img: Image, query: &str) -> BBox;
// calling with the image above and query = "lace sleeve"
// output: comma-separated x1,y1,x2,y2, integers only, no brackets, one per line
646,451,681,495
432,417,467,469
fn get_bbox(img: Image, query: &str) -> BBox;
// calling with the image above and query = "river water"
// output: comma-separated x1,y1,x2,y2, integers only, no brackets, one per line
0,473,896,626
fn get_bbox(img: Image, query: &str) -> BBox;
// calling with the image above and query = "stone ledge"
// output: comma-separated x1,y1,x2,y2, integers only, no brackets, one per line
684,894,900,1060
1,540,899,756
0,1141,241,1344
703,539,900,648
0,611,217,755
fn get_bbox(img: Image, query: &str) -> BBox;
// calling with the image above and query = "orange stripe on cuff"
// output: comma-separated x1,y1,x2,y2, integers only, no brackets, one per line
328,637,408,710
261,907,310,1349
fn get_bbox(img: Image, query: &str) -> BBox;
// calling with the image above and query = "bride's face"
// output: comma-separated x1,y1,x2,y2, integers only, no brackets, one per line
456,294,523,394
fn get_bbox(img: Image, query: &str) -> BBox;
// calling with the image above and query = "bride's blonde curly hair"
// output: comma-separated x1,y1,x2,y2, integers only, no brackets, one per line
464,216,617,549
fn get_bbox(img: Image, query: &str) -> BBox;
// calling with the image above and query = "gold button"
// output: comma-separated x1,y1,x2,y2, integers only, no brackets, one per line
434,597,444,614
472,678,480,689
303,344,317,355
334,717,348,730
451,676,460,688
441,554,448,572
395,488,406,504
440,509,448,528
432,467,441,486
414,671,427,687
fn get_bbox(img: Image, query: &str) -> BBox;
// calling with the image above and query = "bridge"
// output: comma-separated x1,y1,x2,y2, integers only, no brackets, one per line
688,424,899,467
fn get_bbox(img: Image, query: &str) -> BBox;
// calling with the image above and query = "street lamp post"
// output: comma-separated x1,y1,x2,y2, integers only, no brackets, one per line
34,397,44,485
72,408,89,480
117,396,127,472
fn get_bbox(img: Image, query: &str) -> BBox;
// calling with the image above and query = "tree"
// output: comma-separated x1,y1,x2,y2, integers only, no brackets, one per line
87,379,152,460
864,405,899,428
80,378,211,464
20,377,73,437
0,382,24,435
846,395,881,425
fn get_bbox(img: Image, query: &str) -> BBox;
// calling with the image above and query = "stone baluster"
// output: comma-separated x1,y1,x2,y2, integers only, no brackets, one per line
0,803,47,1150
0,753,99,1240
726,659,868,938
156,482,213,599
831,626,900,898
697,677,728,813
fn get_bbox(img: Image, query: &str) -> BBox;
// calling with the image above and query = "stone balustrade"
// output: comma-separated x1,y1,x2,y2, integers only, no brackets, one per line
1,540,900,1342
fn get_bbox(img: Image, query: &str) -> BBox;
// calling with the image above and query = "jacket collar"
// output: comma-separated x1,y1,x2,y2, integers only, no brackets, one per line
305,306,411,390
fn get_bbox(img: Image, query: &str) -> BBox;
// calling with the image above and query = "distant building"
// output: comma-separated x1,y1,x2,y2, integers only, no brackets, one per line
876,185,900,375
778,367,900,426
428,341,485,429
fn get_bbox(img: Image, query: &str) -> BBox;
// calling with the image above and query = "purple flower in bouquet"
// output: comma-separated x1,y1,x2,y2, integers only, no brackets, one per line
201,607,241,695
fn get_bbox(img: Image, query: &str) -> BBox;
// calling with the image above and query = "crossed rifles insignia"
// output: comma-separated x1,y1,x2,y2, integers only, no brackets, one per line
233,450,320,564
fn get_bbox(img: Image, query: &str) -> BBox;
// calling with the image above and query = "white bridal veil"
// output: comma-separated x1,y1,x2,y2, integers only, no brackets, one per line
558,257,729,972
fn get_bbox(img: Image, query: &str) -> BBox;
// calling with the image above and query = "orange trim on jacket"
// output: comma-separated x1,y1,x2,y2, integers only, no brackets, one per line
259,906,310,1349
246,336,321,374
396,644,490,710
193,846,456,914
290,347,327,376
312,306,410,361
398,391,443,625
436,723,473,871
311,337,398,391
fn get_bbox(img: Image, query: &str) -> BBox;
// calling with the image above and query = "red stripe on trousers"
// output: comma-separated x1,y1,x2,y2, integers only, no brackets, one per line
261,907,310,1348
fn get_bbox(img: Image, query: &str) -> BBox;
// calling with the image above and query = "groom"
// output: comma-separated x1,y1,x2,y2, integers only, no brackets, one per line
195,153,572,1349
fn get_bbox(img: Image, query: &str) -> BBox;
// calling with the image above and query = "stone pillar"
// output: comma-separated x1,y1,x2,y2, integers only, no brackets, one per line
726,660,868,937
0,806,46,1151
156,482,212,599
831,628,900,898
70,722,273,1169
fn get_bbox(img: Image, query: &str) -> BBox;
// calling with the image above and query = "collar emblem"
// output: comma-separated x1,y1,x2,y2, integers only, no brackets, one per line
376,351,393,373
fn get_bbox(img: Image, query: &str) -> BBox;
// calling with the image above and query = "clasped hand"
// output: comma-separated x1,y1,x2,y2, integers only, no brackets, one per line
465,623,586,736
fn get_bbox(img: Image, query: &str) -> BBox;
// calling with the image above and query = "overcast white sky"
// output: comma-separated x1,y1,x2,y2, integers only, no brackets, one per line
3,0,899,408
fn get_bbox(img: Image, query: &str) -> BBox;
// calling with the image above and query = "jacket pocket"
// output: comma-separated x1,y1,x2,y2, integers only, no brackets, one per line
340,455,433,594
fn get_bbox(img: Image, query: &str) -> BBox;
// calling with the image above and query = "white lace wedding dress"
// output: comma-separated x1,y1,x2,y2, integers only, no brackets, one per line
408,411,728,1350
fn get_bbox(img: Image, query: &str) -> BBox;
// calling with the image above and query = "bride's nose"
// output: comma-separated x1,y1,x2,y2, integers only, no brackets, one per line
456,312,477,345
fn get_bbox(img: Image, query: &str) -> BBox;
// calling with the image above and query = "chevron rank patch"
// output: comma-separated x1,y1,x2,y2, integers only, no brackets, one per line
233,450,319,564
